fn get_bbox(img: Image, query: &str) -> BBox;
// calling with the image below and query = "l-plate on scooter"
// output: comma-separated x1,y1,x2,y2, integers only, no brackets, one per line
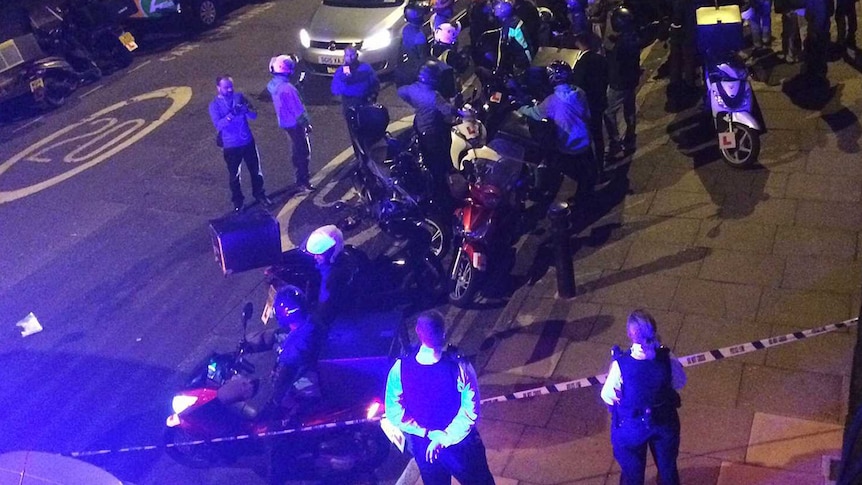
695,2,766,168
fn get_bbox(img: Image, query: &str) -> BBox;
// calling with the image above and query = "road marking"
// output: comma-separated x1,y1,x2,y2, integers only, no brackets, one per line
128,59,152,73
79,85,104,98
0,86,193,204
12,116,44,134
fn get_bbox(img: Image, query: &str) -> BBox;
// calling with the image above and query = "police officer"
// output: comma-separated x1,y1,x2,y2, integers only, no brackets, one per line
385,310,495,485
601,310,687,485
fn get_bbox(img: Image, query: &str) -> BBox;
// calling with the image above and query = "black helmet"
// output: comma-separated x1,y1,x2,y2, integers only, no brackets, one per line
610,5,635,34
273,285,307,328
418,60,441,87
404,0,430,23
546,60,572,86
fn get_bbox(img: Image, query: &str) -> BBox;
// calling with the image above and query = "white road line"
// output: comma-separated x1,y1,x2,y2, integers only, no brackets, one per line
128,60,152,73
12,116,44,134
79,85,104,99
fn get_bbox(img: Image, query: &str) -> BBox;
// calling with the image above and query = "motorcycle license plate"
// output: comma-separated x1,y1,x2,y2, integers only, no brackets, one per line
119,31,138,52
29,77,44,93
715,112,736,149
379,417,406,453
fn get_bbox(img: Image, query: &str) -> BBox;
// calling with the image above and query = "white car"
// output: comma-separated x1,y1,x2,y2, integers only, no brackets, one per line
299,0,408,75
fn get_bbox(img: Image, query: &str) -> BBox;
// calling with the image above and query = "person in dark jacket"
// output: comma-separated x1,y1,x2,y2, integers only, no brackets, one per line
331,47,380,158
385,310,495,485
208,75,271,212
397,0,431,86
603,6,641,159
513,0,542,53
572,31,608,166
601,310,687,485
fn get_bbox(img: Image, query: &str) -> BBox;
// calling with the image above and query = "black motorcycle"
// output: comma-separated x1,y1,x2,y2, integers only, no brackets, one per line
0,34,79,112
347,103,452,259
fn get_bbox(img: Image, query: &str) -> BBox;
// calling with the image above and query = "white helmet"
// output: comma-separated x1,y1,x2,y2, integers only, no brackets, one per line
434,23,460,45
269,54,297,75
304,225,344,262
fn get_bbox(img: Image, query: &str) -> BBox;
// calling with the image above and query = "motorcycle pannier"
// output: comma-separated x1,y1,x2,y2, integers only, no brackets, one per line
209,209,282,275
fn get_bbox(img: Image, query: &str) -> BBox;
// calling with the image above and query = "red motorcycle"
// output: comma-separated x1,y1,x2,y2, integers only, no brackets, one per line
164,303,395,480
448,156,532,307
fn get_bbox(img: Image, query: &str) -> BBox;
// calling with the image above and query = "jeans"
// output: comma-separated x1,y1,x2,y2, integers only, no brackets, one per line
836,0,859,45
749,0,773,45
611,411,681,485
604,86,637,154
222,141,265,205
555,148,597,207
285,125,311,184
409,431,496,485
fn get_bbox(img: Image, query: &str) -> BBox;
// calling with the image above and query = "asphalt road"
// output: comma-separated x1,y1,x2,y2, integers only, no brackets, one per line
0,1,498,484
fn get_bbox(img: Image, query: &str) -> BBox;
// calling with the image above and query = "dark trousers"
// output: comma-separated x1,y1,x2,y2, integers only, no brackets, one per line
408,431,495,485
604,86,637,153
588,110,606,165
611,412,681,485
285,126,311,185
836,0,859,45
222,141,265,205
555,148,597,207
782,12,803,61
418,127,455,210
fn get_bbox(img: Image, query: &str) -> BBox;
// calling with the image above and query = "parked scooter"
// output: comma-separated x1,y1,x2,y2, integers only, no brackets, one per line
164,303,392,477
0,34,79,111
695,3,764,168
449,156,532,307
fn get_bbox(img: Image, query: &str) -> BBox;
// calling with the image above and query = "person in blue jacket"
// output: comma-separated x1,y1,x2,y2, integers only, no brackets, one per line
331,47,380,158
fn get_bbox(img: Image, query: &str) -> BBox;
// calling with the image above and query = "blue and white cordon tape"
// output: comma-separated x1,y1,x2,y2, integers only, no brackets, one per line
480,317,859,404
65,317,857,456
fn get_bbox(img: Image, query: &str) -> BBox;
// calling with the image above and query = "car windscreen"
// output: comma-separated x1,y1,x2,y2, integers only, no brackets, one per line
322,0,402,7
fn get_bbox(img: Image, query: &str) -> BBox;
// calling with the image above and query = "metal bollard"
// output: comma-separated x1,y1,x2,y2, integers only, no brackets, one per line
548,201,576,298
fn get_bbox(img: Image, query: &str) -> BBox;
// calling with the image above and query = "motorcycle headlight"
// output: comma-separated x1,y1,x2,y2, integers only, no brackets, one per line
366,401,382,420
171,394,198,415
299,29,311,49
363,30,391,51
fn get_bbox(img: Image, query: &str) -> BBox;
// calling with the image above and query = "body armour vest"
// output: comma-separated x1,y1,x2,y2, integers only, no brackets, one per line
617,347,677,411
400,351,463,431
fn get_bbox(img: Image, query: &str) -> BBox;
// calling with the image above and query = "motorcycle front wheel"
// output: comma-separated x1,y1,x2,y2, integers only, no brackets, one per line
720,123,760,168
449,249,483,307
420,216,451,259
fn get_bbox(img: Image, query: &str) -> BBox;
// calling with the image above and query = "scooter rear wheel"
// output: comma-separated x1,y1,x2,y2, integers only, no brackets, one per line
720,122,760,168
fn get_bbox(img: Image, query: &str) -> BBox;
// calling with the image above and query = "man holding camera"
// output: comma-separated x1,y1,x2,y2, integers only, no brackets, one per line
209,75,272,213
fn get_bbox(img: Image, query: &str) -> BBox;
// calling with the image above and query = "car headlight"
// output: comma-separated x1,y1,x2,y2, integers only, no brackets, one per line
363,30,391,51
299,29,311,49
171,394,198,415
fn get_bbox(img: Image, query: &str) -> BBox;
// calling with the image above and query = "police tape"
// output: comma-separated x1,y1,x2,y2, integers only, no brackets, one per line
66,416,382,458
479,317,859,405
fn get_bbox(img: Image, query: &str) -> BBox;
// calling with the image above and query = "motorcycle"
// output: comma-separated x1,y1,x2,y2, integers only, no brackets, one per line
449,156,533,307
29,0,137,77
264,197,448,316
347,103,452,259
165,303,393,479
696,3,764,168
0,34,80,111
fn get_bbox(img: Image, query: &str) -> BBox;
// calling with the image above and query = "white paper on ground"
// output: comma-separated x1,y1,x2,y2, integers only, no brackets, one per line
16,312,43,337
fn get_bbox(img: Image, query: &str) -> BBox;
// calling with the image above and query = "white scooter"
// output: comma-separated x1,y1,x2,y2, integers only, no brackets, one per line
696,4,765,168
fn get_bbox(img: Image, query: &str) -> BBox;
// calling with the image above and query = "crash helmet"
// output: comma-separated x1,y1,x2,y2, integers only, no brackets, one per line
433,0,454,12
434,22,460,45
493,0,514,20
610,5,635,34
404,0,430,23
417,60,441,87
269,54,297,75
546,60,572,86
273,285,308,328
304,225,345,264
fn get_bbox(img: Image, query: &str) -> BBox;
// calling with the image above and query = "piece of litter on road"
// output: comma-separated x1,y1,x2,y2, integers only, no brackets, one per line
136,337,142,342
16,313,43,337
